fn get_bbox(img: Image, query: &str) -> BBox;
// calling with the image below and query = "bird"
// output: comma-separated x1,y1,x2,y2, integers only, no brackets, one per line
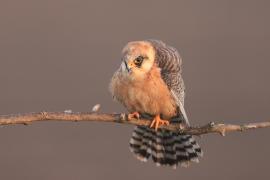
110,39,202,168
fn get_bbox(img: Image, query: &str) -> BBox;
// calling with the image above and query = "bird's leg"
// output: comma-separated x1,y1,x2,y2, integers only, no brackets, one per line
128,112,140,120
150,114,169,131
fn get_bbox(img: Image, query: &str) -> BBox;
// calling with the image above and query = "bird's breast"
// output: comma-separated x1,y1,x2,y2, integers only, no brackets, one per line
111,68,177,119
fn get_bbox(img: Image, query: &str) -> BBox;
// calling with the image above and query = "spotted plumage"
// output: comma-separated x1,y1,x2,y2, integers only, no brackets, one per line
110,39,202,168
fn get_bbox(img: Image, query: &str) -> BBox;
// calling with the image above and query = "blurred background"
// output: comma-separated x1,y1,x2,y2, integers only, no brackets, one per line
0,0,270,179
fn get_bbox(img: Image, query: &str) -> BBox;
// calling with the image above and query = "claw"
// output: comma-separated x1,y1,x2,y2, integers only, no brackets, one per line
150,115,169,131
128,112,140,120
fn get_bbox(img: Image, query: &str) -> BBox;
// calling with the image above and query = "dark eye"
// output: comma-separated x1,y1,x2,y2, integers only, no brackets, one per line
134,56,144,67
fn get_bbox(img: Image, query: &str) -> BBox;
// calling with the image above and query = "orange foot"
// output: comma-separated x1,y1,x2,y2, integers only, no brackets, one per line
150,115,170,131
128,112,140,120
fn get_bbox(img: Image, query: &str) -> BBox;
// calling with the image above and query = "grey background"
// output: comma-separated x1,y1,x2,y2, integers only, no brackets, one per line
0,0,270,179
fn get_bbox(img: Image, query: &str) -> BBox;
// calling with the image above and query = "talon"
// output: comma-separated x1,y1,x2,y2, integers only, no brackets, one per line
150,115,170,131
128,112,140,120
179,123,188,130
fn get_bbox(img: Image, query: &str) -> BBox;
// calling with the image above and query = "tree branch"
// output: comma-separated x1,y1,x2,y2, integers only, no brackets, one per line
0,110,269,136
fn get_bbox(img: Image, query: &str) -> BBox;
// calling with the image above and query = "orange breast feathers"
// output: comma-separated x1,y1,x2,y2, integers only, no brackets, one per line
110,65,177,119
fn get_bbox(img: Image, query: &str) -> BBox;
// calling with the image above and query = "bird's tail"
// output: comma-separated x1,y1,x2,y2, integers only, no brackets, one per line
129,125,203,168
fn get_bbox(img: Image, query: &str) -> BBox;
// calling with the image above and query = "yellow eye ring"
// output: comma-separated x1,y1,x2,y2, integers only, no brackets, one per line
134,56,144,66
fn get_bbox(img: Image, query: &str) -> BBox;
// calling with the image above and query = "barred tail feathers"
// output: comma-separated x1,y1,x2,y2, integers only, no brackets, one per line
129,126,202,168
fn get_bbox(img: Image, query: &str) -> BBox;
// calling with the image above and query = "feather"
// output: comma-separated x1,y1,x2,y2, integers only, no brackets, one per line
146,39,188,125
111,39,203,168
129,126,203,168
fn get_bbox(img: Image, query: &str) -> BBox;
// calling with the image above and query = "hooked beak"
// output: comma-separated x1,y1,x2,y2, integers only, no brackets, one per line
124,61,135,73
124,61,131,72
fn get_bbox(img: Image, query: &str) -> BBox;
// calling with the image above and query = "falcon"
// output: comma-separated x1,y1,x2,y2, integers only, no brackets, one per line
110,39,202,168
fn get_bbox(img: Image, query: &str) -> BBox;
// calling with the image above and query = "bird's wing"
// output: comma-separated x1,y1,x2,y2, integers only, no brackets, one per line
146,39,190,125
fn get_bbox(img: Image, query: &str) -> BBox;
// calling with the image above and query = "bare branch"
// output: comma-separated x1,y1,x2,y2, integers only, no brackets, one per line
0,111,269,136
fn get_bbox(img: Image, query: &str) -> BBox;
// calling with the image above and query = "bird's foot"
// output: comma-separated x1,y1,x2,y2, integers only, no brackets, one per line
128,112,140,120
179,123,188,130
150,115,169,131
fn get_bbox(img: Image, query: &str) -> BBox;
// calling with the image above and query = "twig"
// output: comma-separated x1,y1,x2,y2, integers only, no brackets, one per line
0,111,269,136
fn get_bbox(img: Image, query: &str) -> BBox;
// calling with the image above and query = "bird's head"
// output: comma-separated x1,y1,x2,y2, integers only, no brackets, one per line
120,41,155,80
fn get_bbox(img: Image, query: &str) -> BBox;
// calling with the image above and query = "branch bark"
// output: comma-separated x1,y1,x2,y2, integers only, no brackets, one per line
0,111,269,136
